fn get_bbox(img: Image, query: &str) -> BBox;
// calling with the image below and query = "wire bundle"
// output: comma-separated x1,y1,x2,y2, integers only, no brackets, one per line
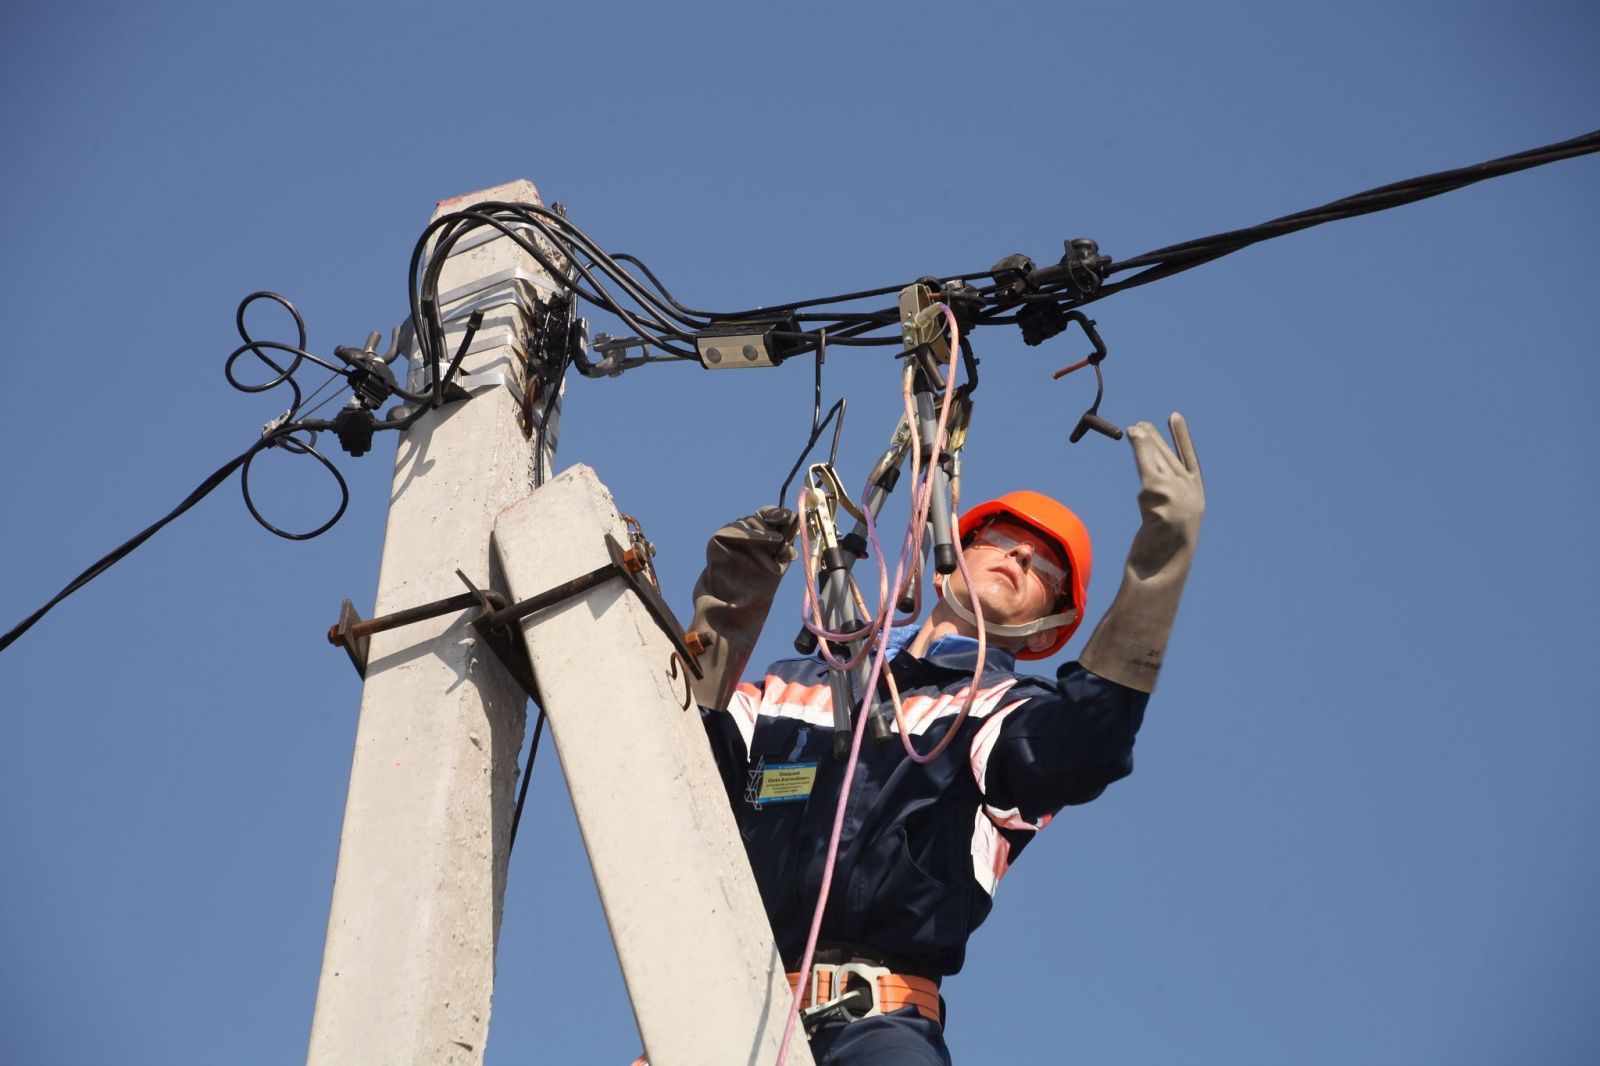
4,129,1596,655
435,129,1600,370
1096,128,1600,299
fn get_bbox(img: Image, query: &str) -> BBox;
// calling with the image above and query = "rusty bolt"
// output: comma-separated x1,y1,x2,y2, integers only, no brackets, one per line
684,629,713,658
620,546,649,574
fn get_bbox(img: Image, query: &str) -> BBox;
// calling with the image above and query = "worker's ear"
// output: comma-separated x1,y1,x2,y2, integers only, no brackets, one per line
1022,625,1060,655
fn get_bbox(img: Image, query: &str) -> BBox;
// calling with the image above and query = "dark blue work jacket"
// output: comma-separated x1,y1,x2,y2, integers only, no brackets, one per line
700,629,1148,978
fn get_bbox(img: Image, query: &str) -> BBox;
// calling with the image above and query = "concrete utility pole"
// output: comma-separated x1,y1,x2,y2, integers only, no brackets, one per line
309,180,560,1065
309,183,808,1065
494,467,813,1066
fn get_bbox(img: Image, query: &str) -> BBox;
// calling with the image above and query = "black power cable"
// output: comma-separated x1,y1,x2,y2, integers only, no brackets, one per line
4,292,364,652
5,129,1597,656
507,708,547,854
570,128,1600,352
1092,128,1600,301
0,429,302,653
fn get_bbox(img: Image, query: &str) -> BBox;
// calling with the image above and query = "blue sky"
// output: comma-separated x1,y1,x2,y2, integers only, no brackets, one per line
1,2,1597,1064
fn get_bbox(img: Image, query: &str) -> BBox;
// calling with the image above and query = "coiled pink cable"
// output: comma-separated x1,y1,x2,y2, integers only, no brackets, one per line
777,305,987,1064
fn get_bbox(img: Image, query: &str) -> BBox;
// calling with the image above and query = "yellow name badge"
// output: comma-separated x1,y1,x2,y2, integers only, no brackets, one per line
757,761,819,804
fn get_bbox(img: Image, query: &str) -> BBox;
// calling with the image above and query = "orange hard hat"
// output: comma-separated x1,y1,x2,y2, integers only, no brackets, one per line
958,490,1093,659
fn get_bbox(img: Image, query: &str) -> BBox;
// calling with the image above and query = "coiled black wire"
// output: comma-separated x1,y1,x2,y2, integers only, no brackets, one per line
0,428,300,653
225,292,355,538
1,293,357,652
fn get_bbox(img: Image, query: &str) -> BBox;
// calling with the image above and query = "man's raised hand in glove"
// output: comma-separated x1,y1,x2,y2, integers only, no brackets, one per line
1079,412,1205,693
686,506,801,711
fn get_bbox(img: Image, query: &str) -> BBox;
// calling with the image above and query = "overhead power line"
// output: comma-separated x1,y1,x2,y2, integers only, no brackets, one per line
1095,128,1600,299
3,129,1596,655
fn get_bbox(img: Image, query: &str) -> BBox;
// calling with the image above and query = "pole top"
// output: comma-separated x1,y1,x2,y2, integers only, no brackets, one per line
434,179,543,216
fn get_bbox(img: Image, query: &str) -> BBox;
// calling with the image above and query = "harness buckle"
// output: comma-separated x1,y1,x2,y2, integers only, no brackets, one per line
799,960,891,1030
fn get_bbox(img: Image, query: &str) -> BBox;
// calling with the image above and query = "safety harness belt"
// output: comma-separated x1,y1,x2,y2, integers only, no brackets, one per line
789,962,943,1027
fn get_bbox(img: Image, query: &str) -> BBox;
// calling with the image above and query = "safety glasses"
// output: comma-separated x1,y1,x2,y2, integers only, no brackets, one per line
971,525,1070,595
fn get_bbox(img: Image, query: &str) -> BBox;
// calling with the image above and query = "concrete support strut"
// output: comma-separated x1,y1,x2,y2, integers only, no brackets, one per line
308,180,554,1065
494,466,812,1066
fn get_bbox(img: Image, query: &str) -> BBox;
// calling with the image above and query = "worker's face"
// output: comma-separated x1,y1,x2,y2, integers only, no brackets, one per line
941,518,1069,632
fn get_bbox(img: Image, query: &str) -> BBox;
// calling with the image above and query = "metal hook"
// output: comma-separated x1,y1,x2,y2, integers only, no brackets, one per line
808,462,864,526
1049,313,1124,443
777,332,848,506
667,652,693,711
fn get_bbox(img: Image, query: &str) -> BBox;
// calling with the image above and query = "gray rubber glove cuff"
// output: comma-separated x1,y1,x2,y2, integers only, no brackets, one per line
688,506,800,710
1079,412,1205,693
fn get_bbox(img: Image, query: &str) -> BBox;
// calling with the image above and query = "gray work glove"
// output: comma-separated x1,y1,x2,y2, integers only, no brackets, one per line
1079,412,1205,693
687,506,801,710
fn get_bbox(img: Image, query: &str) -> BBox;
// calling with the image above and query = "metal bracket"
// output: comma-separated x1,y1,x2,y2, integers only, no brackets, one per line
398,267,560,402
328,590,484,678
326,533,703,695
406,366,519,401
435,266,561,313
456,570,542,701
480,533,703,681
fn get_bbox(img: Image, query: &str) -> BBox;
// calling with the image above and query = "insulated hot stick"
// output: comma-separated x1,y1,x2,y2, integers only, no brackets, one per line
819,513,866,760
826,665,857,761
799,462,900,760
793,434,910,657
836,443,914,748
900,284,962,576
816,527,883,757
797,474,873,758
914,378,958,575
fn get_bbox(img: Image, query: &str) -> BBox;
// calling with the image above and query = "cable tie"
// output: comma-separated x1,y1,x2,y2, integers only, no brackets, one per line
261,411,291,439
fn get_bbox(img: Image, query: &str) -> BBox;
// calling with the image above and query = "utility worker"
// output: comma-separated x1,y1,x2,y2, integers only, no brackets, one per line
688,414,1205,1066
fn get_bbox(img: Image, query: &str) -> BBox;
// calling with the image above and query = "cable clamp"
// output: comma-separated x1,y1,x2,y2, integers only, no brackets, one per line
584,333,653,377
692,314,801,370
898,283,950,363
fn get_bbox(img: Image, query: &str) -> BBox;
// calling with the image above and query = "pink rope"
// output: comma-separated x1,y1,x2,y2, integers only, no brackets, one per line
885,307,987,764
776,306,986,1063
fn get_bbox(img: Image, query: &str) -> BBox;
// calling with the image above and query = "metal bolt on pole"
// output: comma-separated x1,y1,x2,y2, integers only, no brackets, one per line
308,181,809,1066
